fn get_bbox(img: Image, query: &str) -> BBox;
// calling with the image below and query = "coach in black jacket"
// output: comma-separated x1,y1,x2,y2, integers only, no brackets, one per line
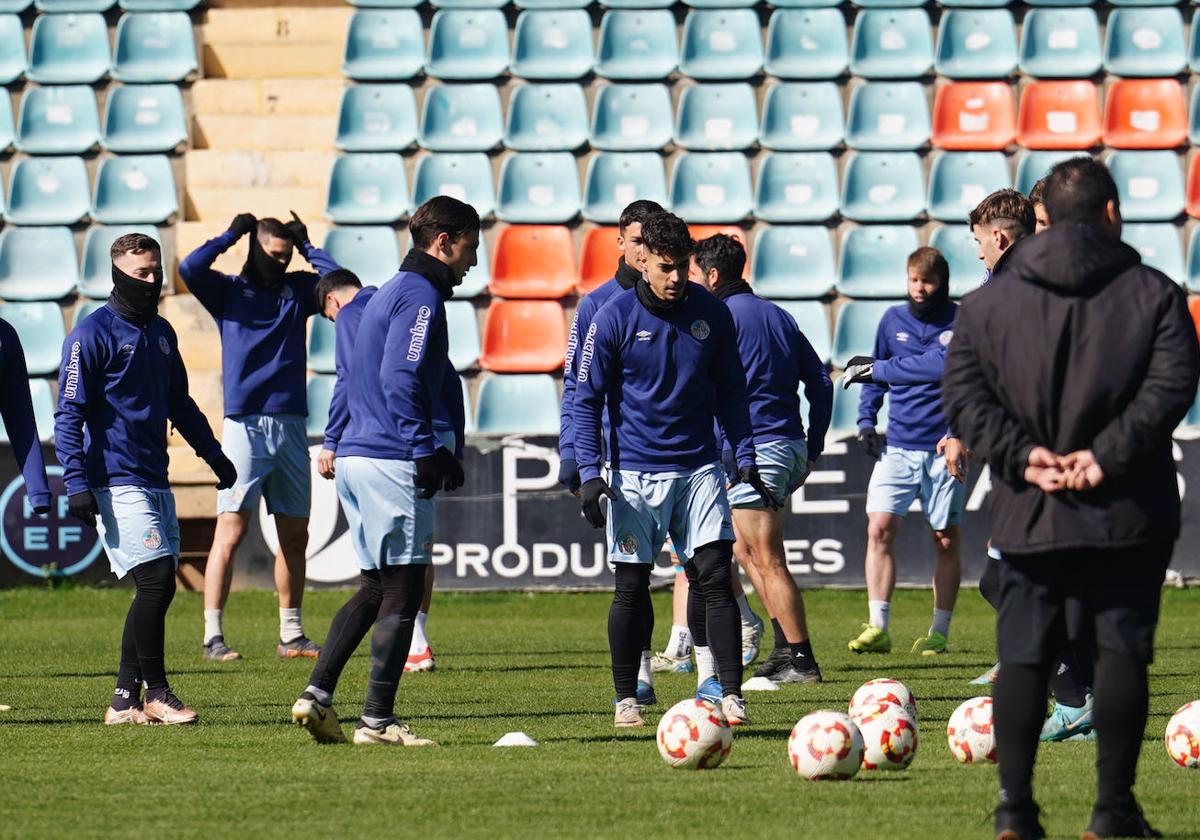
943,157,1200,840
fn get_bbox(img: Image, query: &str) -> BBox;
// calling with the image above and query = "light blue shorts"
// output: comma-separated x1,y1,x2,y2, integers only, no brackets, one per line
726,438,810,509
607,463,734,565
94,486,180,579
866,446,966,531
217,414,311,518
336,456,434,570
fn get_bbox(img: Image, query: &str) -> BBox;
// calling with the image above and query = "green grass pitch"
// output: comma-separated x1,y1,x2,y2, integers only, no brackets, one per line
2,586,1198,839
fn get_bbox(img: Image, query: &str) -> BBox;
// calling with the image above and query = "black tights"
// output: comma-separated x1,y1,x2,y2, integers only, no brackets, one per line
608,564,652,701
684,541,742,697
116,557,176,698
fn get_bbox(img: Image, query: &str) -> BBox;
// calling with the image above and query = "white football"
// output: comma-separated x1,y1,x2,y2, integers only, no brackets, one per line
947,696,996,764
656,698,733,770
1165,700,1200,769
788,710,865,781
857,701,919,770
849,678,918,723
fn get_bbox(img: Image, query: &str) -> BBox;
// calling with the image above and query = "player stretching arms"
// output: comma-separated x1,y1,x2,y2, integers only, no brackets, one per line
0,317,51,514
290,196,474,747
57,234,236,725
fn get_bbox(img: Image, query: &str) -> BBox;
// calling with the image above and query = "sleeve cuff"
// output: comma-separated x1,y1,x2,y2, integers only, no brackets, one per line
558,444,576,461
871,359,891,384
579,464,601,484
28,491,51,510
322,438,338,453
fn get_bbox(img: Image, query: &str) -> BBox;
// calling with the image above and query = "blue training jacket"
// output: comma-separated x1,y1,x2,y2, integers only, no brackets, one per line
559,275,628,461
54,304,222,496
322,285,377,453
178,230,339,418
575,283,756,483
858,303,957,451
0,318,50,509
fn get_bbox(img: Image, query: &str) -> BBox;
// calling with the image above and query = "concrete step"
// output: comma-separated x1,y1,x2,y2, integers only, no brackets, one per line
186,150,335,189
192,113,337,151
190,78,345,118
184,185,327,223
201,6,352,45
161,296,223,373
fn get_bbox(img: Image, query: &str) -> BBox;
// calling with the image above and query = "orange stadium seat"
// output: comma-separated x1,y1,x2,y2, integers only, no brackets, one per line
689,225,750,277
1189,296,1200,346
478,299,567,373
1103,78,1187,150
931,82,1016,150
1187,154,1200,219
577,226,620,295
490,225,577,299
1017,81,1101,150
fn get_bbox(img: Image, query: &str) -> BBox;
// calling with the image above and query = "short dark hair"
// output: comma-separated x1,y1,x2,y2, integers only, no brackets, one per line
409,195,481,251
313,269,362,311
907,246,949,289
639,212,693,260
618,200,665,233
257,218,289,241
1028,176,1048,207
692,234,745,285
110,233,160,261
968,189,1035,241
1043,156,1119,226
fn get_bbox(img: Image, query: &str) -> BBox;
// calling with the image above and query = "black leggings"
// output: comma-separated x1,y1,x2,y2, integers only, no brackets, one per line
684,541,742,697
608,564,652,701
116,557,176,694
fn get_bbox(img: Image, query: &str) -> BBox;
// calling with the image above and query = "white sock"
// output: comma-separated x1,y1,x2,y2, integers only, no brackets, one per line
931,608,953,638
695,645,716,685
868,600,891,632
203,609,223,644
638,650,653,685
280,607,303,643
409,611,429,654
665,624,693,659
736,594,758,626
305,684,332,706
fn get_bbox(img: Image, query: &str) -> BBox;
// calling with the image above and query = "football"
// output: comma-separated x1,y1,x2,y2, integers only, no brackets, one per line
1165,701,1200,769
656,698,733,770
788,710,865,781
849,678,919,723
857,701,919,771
947,696,997,765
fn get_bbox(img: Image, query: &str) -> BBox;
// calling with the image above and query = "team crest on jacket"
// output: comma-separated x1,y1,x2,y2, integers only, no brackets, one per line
142,527,163,550
690,319,711,340
939,330,954,346
618,533,639,554
158,336,171,355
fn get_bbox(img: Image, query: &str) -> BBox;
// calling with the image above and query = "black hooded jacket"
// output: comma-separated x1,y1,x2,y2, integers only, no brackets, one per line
942,223,1200,553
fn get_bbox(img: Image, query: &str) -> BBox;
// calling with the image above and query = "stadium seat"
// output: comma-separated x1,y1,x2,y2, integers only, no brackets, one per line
36,0,113,10
419,84,503,152
496,152,581,224
577,226,618,295
322,226,400,285
490,225,576,298
0,0,29,10
753,152,838,224
831,299,895,367
343,10,424,81
28,12,110,84
749,226,836,299
79,225,157,298
1192,10,1200,73
837,225,920,298
515,0,589,8
73,300,107,327
928,224,986,298
674,84,758,151
304,375,334,439
1108,150,1184,222
1014,150,1079,195
412,152,495,219
426,10,509,80
510,10,593,80
931,82,1016,151
1188,154,1200,219
0,378,54,443
830,381,888,434
430,0,505,8
1187,227,1200,292
458,234,492,298
0,14,25,85
1103,79,1187,150
926,151,1011,223
851,0,922,7
850,9,933,80
845,82,931,151
91,154,177,225
590,84,673,152
505,84,589,152
17,85,100,154
689,225,748,252
595,10,677,81
840,152,925,223
679,9,762,80
0,90,14,152
0,228,78,302
1018,8,1102,80
0,303,66,374
479,300,566,373
760,82,843,152
446,300,481,371
102,84,187,153
582,152,667,225
1025,0,1092,8
1122,223,1184,285
307,316,336,373
1191,296,1200,345
474,373,560,435
774,301,832,364
1103,7,1186,78
325,153,411,224
335,84,418,152
934,9,1017,80
770,0,838,6
1189,86,1200,147
5,156,90,226
1016,80,1102,151
112,12,197,83
669,152,753,225
763,9,848,81
119,0,198,9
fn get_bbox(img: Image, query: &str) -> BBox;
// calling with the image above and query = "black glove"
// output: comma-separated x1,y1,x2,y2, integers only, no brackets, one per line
720,448,737,479
558,457,581,494
229,213,257,239
732,465,783,511
208,452,238,490
414,455,440,500
435,447,464,492
858,427,882,460
68,491,98,529
842,355,876,389
579,477,618,529
285,210,309,247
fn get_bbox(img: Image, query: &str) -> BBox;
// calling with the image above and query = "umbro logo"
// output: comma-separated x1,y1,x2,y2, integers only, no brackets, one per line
896,332,910,342
636,330,652,342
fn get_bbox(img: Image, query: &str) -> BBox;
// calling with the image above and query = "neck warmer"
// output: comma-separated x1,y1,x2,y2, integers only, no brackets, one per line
242,235,288,292
635,276,686,317
399,248,457,300
109,265,163,328
614,257,640,290
908,278,951,322
713,277,753,301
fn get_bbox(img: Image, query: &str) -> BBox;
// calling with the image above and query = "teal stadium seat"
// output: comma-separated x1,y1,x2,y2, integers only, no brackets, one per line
764,9,848,80
0,228,78,302
474,373,560,435
305,375,335,439
926,151,1011,223
775,301,832,365
760,83,843,151
504,83,589,151
582,152,667,224
674,83,758,151
0,14,25,85
342,10,424,81
1192,10,1200,74
1025,0,1092,7
1123,223,1184,285
74,299,105,325
347,0,420,7
599,0,670,8
590,84,673,151
837,226,919,298
0,0,30,11
112,13,197,83
307,316,336,373
928,224,986,298
322,226,400,286
771,0,838,6
754,152,839,224
831,299,894,368
1015,150,1078,195
840,152,925,223
1108,150,1184,222
0,88,14,151
118,0,199,10
831,382,888,435
5,156,90,225
845,82,930,151
457,234,491,298
684,0,755,8
496,152,581,224
102,84,187,153
445,300,480,371
934,9,1018,80
325,153,411,224
36,0,113,11
1191,84,1200,145
595,10,677,81
430,0,505,8
419,84,503,151
750,226,836,300
2,379,54,443
426,10,509,80
669,152,753,224
91,154,177,224
0,303,66,374
17,85,100,154
515,0,590,9
1186,226,1200,292
1104,7,1186,78
335,84,418,151
412,153,495,219
1019,8,1102,80
28,12,109,84
849,9,933,80
938,0,1009,7
510,10,593,80
852,0,922,8
679,9,762,81
79,225,157,298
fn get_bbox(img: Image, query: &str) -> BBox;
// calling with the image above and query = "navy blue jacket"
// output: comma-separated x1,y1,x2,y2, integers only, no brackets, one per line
559,276,627,461
178,231,339,418
54,305,223,496
0,318,50,510
322,285,376,453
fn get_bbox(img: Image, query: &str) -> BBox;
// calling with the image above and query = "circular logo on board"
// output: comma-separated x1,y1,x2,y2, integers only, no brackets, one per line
158,335,171,355
1,466,102,578
618,533,639,555
939,330,954,347
142,527,163,550
690,320,711,341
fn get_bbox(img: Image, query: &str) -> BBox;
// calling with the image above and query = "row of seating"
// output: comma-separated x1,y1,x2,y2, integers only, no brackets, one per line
345,0,1200,9
0,224,155,301
0,85,188,155
0,155,176,226
0,0,196,12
